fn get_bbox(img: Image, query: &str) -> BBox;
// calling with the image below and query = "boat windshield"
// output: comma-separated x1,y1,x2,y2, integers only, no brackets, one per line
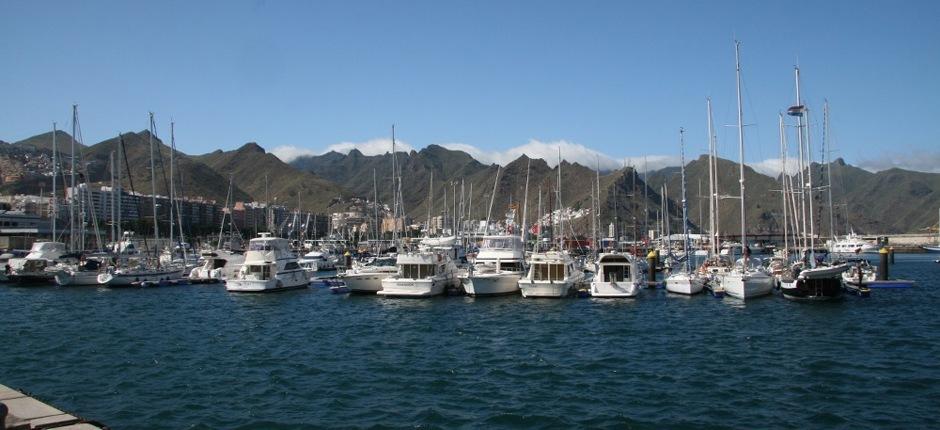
532,263,564,281
602,265,629,282
401,264,435,279
249,242,273,251
482,238,517,249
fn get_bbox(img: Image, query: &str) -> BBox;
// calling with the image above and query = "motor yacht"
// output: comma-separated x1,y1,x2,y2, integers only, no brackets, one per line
464,235,526,296
378,250,459,297
338,255,398,294
590,252,643,297
518,250,583,298
7,241,70,284
226,233,309,292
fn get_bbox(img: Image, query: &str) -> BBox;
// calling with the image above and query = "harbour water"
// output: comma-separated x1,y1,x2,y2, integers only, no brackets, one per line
2,255,939,429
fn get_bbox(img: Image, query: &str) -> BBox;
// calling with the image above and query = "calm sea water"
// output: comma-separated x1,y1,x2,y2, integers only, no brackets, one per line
2,255,939,429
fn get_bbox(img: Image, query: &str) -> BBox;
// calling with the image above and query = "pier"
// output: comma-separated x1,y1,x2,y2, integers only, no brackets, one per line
1,384,104,429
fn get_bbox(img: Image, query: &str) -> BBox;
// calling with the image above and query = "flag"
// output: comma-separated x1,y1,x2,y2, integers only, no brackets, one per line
787,105,806,117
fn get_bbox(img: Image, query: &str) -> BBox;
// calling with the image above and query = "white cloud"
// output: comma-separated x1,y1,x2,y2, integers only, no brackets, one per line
271,138,414,163
749,157,804,177
440,139,681,171
270,145,318,163
857,151,940,173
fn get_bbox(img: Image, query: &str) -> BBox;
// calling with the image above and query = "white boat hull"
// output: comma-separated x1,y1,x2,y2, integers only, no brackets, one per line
378,278,449,297
98,268,185,287
665,274,705,295
226,269,309,292
518,280,572,298
56,270,103,286
340,272,395,293
589,280,639,297
464,273,521,296
722,272,774,300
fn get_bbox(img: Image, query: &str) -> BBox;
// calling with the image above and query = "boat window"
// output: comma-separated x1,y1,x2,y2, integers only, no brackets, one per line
211,260,226,269
499,261,523,272
401,264,435,279
285,262,300,270
249,242,272,251
247,264,270,280
533,263,564,281
602,265,628,282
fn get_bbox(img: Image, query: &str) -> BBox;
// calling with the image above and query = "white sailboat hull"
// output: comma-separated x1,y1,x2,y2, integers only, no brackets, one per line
665,273,705,295
722,272,774,300
56,270,103,286
464,273,521,296
98,268,185,287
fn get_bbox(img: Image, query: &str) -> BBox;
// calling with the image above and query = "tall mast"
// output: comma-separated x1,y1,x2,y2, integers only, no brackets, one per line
734,40,748,269
391,125,399,242
427,171,433,235
779,113,789,259
148,112,159,259
707,98,720,256
594,157,600,254
116,134,122,245
171,122,186,263
679,128,690,272
168,122,175,251
51,122,58,242
373,168,379,243
521,159,531,245
793,67,808,254
557,148,564,250
70,105,77,251
110,150,116,244
537,186,542,250
824,99,835,239
485,166,500,235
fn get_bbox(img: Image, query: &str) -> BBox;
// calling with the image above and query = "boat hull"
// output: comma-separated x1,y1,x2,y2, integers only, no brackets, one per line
722,273,774,300
518,280,572,298
98,268,185,287
589,280,639,298
226,270,309,293
55,270,103,286
340,272,395,294
378,278,448,297
7,271,57,284
464,273,521,296
665,274,705,295
781,277,843,301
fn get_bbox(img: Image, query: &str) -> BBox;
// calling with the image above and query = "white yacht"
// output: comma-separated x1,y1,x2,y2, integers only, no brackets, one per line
189,250,245,281
518,250,583,298
590,252,642,298
226,233,309,292
828,232,879,255
8,241,69,284
721,257,775,300
298,250,337,272
338,256,398,294
665,270,706,295
378,250,459,297
464,235,526,296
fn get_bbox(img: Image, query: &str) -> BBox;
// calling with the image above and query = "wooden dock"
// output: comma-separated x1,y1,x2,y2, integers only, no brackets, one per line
1,384,105,429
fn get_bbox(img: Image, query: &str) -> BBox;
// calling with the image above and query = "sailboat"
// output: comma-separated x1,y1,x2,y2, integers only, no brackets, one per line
665,128,706,295
719,41,775,301
99,115,184,287
779,68,849,301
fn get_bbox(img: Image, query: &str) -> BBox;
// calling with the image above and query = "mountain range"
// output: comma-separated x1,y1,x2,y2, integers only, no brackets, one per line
2,130,938,235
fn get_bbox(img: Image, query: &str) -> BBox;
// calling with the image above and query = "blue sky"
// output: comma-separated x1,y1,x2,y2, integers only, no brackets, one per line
2,0,938,173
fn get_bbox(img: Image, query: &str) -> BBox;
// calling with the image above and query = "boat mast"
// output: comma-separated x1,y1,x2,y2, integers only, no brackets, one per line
51,122,58,242
778,113,789,259
794,67,816,267
485,166,500,235
679,128,690,272
148,112,160,263
116,134,122,247
823,99,835,240
110,150,116,245
521,159,531,246
217,175,233,249
706,98,718,256
373,168,379,245
70,105,77,251
427,171,433,235
734,40,748,270
594,157,600,255
391,125,399,243
557,148,564,250
168,122,175,252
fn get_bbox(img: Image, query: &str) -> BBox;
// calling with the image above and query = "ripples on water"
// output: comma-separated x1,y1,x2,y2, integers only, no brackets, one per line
2,255,939,429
